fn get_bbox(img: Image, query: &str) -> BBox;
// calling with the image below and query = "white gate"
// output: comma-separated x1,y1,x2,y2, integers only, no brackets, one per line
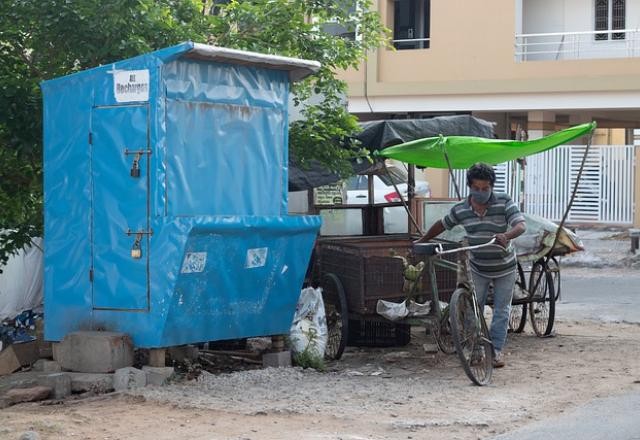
448,145,636,224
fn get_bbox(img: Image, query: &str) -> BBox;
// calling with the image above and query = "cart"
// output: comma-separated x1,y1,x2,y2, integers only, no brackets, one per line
301,116,496,360
317,121,596,361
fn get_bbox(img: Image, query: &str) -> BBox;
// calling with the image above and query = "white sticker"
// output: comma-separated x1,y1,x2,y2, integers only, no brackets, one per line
245,247,268,269
113,70,150,103
181,252,207,274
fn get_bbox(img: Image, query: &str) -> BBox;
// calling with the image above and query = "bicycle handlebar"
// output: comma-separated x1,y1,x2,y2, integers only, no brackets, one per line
434,237,502,256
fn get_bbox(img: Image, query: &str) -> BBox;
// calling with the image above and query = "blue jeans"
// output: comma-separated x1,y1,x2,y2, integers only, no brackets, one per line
471,269,517,353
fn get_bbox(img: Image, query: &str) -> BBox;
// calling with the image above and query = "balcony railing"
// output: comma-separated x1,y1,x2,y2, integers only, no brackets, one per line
515,29,640,62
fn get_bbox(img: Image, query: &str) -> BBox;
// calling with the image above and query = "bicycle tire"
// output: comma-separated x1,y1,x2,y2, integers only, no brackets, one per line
528,261,556,337
321,273,349,360
435,306,456,354
547,256,561,301
450,288,493,386
509,263,528,333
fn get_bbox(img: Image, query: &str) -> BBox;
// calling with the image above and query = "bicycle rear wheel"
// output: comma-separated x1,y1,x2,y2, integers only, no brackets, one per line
529,261,556,337
450,288,493,386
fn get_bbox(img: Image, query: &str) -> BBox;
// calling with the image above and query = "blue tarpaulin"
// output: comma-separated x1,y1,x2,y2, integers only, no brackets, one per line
41,42,322,347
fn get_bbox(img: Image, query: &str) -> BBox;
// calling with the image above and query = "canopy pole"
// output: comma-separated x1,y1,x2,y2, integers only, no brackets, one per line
441,137,463,200
546,131,594,257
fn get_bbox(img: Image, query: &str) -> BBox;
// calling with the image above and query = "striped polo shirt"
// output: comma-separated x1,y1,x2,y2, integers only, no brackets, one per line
442,192,525,278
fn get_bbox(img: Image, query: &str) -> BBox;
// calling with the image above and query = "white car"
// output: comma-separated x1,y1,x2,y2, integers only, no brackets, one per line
318,165,430,235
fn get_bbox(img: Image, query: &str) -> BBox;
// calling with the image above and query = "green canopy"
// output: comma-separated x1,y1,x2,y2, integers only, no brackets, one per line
377,122,597,169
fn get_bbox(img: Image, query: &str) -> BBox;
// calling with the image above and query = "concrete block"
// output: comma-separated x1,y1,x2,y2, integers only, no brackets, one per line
148,348,166,367
5,386,52,404
38,373,71,399
142,366,175,386
68,373,114,394
0,341,39,376
262,351,291,368
53,331,133,373
168,345,199,363
113,367,146,391
32,359,61,373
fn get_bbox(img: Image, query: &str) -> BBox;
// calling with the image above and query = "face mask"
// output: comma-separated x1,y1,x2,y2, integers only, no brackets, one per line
470,189,492,204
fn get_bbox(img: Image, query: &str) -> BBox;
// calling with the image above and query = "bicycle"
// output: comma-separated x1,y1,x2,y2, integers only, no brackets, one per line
415,238,503,386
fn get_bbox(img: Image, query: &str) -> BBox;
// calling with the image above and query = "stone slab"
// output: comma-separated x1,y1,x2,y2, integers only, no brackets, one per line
5,386,52,405
68,373,114,394
142,366,174,386
53,331,133,373
38,373,71,399
0,341,39,376
262,351,292,368
114,367,146,391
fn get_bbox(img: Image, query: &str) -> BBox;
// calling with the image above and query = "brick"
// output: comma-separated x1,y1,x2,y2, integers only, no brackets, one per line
113,367,146,391
53,331,133,373
142,366,175,386
262,351,291,368
38,373,71,399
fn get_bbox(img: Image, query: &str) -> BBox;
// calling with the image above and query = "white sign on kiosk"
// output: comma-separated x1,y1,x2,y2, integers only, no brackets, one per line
113,70,150,103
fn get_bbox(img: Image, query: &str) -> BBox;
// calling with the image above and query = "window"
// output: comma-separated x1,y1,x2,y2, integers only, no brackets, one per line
595,0,625,40
393,0,430,50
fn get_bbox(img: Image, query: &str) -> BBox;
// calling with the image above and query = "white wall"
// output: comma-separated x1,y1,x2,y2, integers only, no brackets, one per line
522,0,640,60
523,0,566,34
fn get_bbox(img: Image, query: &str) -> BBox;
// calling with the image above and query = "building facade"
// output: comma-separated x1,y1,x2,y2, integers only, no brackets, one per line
341,0,640,226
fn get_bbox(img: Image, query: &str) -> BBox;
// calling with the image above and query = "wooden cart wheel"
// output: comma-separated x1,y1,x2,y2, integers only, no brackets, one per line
529,261,556,337
321,273,349,360
509,262,528,333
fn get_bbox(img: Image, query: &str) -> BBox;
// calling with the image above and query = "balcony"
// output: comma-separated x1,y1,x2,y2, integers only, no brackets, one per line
515,29,640,62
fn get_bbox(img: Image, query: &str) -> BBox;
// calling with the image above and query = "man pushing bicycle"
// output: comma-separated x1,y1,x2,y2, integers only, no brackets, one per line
418,163,526,368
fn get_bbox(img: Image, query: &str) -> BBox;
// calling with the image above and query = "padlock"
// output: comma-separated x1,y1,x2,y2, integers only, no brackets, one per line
131,234,142,259
130,159,141,178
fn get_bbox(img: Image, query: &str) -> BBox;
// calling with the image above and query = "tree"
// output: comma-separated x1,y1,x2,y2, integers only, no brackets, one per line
0,0,388,267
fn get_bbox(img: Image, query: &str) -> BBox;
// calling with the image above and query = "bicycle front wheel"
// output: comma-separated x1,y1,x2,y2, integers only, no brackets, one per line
435,306,456,354
449,288,493,386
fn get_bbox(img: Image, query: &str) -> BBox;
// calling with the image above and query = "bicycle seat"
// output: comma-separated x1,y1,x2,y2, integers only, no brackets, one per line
413,241,461,255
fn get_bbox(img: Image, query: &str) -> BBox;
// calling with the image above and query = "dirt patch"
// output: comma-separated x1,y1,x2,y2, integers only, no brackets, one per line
2,319,640,440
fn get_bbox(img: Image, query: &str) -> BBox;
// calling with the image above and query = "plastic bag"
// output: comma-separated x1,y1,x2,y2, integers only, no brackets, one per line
376,299,447,321
289,287,328,358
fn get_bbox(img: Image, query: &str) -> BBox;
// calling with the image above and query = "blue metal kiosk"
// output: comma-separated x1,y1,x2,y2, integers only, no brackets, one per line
42,42,322,347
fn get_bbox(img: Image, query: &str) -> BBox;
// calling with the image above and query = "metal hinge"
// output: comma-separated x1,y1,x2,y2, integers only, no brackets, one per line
89,269,94,282
89,132,93,145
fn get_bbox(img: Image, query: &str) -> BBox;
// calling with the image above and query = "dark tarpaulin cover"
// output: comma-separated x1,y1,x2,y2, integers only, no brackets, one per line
288,115,496,191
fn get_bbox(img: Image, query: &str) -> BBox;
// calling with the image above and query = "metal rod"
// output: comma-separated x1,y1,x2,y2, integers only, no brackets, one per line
384,165,423,235
546,131,594,257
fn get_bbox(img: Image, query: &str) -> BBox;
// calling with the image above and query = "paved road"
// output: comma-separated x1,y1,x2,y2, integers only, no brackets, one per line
493,267,640,440
492,390,640,440
556,268,640,324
